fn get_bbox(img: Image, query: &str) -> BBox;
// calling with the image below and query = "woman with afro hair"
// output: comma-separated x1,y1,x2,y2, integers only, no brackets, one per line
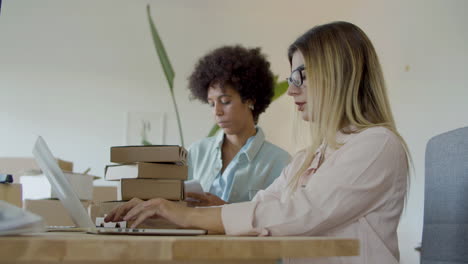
184,45,290,206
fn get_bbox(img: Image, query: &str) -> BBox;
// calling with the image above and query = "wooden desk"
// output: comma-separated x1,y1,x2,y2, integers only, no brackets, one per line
0,232,359,263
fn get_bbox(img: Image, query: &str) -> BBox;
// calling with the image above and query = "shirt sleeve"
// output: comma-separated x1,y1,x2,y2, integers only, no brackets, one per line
222,131,407,236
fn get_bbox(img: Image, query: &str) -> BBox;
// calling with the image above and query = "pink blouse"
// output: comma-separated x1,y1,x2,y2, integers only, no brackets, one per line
221,127,408,264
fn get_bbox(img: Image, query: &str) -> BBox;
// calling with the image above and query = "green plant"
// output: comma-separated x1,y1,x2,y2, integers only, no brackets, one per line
146,5,184,147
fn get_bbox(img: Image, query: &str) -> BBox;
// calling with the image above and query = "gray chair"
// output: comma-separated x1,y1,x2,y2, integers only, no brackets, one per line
421,126,468,264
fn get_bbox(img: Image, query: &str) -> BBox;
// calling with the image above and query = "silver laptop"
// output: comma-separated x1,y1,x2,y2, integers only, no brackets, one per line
32,136,206,236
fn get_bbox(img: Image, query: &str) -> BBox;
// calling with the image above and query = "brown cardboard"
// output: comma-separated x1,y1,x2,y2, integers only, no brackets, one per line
110,145,187,164
50,172,95,200
24,199,91,226
57,159,73,172
92,186,118,202
0,157,73,182
105,162,188,181
89,200,187,229
121,179,184,201
0,183,22,208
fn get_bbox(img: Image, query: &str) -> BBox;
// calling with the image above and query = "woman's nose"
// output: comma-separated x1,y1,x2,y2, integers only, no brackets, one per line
287,83,300,96
214,103,223,116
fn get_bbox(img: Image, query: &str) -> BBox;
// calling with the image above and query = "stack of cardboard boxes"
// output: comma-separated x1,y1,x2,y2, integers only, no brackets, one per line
92,145,188,228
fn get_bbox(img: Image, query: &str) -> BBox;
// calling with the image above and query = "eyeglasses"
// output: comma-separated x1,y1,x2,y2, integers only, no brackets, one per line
286,65,305,87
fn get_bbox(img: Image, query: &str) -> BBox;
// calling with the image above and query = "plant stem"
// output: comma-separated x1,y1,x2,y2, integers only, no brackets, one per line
170,89,184,147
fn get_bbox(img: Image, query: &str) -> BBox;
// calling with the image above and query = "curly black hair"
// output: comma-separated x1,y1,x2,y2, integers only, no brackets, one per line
188,45,274,123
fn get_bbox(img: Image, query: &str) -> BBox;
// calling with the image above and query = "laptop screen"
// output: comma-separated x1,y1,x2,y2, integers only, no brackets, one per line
32,136,95,229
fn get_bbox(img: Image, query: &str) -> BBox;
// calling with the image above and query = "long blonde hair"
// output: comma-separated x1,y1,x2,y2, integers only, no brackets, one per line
287,21,411,191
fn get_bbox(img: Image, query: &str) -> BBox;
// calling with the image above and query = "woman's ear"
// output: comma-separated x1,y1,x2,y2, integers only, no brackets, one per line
245,99,256,110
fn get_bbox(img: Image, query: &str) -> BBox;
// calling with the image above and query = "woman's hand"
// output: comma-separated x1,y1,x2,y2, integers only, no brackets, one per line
104,198,144,223
104,197,225,233
186,192,227,207
123,198,193,228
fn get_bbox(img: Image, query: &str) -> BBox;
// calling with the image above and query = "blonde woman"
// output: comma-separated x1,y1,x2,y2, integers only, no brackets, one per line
106,21,410,264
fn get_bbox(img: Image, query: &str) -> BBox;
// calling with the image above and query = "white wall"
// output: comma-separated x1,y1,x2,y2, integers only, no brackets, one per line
1,0,467,263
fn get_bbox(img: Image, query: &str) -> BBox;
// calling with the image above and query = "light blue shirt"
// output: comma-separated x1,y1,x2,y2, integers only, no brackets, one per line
187,127,291,203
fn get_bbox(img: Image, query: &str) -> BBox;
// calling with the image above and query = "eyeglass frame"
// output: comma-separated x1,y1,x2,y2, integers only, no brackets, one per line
286,65,306,87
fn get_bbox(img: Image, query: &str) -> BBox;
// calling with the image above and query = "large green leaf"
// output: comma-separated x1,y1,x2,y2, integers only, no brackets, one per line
146,5,184,147
207,124,220,137
272,75,288,101
146,5,175,90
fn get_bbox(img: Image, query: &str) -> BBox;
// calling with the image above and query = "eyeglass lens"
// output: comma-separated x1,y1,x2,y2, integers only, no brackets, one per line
290,71,302,87
287,65,305,87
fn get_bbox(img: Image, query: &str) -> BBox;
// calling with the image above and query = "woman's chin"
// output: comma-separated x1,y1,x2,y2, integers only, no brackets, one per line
222,127,235,135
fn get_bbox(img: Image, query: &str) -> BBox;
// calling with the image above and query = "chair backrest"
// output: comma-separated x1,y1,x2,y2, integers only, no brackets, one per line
421,126,468,264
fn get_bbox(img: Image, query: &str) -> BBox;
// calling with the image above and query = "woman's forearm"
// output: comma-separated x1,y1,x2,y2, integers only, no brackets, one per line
188,206,225,233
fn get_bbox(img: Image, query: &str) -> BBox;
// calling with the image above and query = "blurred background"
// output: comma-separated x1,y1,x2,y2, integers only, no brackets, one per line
1,0,467,262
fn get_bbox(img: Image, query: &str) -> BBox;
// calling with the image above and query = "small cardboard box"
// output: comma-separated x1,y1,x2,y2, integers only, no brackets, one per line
24,199,91,226
92,186,118,202
50,172,96,200
105,162,188,181
21,172,95,201
0,183,22,208
110,145,187,164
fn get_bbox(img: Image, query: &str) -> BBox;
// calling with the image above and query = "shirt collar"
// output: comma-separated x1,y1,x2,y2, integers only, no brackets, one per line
215,129,225,149
214,126,265,162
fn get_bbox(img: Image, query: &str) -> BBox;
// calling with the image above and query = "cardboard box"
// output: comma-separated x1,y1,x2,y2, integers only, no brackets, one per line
0,157,73,182
92,186,118,202
0,183,22,208
121,179,184,201
50,172,95,200
89,201,187,229
110,145,187,164
105,163,188,181
24,199,91,226
57,159,73,172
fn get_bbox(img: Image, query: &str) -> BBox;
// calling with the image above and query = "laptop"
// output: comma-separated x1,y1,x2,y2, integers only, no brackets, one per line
32,136,206,236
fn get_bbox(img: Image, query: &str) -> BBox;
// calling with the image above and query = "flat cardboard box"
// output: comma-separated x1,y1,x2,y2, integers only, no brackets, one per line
0,183,22,208
89,200,187,229
110,145,187,164
121,179,184,201
0,157,73,182
24,199,91,226
105,162,188,181
92,186,118,202
49,172,95,200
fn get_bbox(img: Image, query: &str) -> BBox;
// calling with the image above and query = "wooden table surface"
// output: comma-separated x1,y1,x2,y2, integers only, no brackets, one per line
0,232,359,263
